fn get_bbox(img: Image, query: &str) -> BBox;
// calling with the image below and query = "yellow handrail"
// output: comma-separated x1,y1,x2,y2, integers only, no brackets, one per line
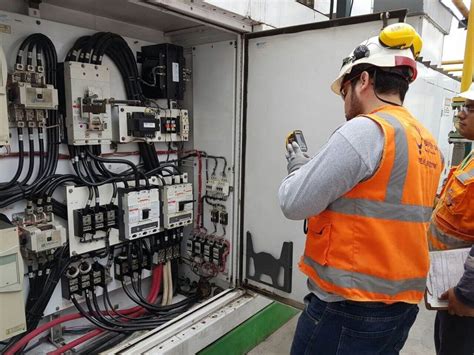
461,0,474,92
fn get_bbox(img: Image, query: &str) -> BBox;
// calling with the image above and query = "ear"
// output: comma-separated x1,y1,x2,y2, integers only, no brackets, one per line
359,71,372,91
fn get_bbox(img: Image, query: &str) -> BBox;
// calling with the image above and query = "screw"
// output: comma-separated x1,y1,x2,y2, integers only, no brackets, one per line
56,306,60,311
68,189,73,193
120,108,125,112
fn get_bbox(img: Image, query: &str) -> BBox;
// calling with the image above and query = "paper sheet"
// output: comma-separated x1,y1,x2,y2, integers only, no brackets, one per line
426,248,470,309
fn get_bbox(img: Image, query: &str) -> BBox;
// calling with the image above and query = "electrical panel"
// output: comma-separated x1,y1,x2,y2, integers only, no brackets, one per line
139,43,189,100
112,105,162,143
161,183,193,229
63,62,112,145
0,15,235,354
0,220,26,341
118,188,161,240
0,44,9,145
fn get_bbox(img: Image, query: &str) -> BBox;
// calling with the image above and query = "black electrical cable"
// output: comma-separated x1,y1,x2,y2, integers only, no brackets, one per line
0,128,24,190
19,127,36,185
38,127,45,173
72,293,127,333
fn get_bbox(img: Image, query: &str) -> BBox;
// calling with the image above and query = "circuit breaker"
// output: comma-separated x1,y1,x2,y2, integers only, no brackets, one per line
63,62,112,145
0,44,9,145
112,105,162,143
161,183,193,229
0,220,26,341
118,188,161,240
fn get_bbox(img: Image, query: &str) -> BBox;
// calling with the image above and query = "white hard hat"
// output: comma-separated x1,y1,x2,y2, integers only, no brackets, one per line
331,31,419,95
459,83,474,100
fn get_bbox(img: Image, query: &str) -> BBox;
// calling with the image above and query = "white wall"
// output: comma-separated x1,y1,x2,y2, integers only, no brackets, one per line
204,0,327,28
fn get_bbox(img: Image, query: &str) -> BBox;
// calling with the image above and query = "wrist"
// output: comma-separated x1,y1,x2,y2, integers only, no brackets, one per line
454,286,474,308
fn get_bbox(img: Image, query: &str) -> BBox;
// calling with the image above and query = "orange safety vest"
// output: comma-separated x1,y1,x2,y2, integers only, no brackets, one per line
299,105,443,304
428,151,474,250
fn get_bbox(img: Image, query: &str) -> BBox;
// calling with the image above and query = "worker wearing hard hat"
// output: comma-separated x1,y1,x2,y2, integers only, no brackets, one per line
279,23,443,354
428,83,474,355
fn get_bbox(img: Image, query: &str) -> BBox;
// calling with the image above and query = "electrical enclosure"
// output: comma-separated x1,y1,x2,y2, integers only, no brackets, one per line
0,4,463,354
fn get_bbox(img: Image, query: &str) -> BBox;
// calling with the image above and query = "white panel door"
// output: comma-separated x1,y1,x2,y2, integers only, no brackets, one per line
242,12,409,304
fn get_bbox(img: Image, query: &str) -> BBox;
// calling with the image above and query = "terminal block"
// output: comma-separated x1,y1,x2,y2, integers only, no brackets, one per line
73,204,118,242
187,234,228,268
61,261,105,299
118,188,160,240
160,109,189,142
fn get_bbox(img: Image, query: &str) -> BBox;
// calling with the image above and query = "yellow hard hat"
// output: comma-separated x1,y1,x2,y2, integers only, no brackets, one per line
331,23,422,95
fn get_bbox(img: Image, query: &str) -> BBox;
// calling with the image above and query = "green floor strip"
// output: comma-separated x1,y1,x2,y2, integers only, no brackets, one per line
198,302,299,355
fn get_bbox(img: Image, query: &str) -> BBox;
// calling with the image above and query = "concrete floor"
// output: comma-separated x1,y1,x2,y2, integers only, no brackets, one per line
249,303,436,354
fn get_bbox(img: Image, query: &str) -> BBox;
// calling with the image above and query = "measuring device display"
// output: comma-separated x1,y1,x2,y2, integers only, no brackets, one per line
286,130,308,152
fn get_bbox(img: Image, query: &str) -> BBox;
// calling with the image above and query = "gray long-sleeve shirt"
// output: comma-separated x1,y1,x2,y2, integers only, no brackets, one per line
279,117,384,220
279,116,385,301
455,246,474,307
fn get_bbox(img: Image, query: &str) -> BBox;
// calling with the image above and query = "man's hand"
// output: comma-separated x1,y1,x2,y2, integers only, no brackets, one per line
440,288,474,317
286,142,310,174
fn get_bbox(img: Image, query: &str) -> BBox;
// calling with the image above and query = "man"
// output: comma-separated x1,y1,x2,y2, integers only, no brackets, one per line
427,83,474,355
279,23,443,354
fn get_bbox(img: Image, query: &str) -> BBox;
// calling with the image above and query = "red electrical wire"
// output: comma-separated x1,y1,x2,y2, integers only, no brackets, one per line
46,264,163,355
194,150,203,228
6,264,163,355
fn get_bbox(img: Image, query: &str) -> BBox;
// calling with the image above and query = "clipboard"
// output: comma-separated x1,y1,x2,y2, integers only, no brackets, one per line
425,247,471,310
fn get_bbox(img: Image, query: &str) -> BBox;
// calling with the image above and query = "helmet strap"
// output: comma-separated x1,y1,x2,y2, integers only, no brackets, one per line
373,69,403,107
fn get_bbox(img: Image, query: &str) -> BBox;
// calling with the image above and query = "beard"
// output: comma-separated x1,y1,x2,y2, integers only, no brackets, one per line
345,90,364,120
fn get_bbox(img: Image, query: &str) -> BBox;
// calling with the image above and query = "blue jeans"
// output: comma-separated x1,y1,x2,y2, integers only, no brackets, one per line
290,293,419,355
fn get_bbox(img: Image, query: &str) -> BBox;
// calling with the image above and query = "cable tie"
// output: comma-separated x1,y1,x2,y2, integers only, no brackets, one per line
44,124,59,130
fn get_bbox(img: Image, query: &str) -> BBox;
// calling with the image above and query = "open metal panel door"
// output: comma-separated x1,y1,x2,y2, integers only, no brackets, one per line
240,10,407,307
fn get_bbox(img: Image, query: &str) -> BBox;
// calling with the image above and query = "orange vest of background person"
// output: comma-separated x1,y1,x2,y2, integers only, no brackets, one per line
428,151,474,250
299,105,443,304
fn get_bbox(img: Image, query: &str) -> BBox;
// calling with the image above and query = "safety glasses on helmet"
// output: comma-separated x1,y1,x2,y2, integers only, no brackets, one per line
460,104,474,114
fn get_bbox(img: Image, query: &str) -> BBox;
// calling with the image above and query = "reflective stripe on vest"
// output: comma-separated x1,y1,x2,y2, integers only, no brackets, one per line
328,198,432,222
458,167,474,183
328,112,429,221
304,256,427,295
428,222,472,250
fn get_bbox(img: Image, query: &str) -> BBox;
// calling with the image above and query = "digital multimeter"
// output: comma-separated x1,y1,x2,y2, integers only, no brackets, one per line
286,130,308,152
